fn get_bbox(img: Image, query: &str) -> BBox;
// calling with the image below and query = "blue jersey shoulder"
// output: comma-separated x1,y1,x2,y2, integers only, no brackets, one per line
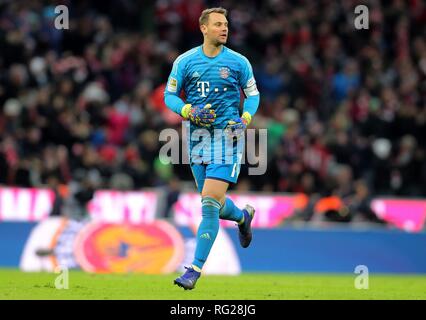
172,47,199,76
224,47,252,72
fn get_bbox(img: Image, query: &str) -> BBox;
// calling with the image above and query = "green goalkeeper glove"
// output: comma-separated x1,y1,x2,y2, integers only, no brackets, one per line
225,112,252,138
181,104,216,127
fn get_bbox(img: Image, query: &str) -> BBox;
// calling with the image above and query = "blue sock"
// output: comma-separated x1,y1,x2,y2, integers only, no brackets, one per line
219,197,244,224
192,197,220,270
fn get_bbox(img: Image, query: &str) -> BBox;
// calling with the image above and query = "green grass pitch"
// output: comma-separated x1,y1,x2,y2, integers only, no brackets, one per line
0,269,425,300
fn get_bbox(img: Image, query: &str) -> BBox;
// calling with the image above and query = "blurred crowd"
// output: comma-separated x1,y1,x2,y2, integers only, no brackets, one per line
0,0,425,222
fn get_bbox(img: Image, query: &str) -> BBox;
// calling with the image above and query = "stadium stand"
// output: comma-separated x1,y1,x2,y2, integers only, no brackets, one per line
0,0,425,223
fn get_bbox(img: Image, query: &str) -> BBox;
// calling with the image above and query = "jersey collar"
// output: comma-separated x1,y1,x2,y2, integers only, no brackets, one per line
199,45,226,62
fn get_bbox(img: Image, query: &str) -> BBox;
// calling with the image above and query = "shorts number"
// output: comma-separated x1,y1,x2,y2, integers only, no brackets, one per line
231,163,237,178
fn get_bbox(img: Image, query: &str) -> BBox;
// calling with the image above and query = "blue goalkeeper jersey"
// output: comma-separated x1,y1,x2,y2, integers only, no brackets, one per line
164,45,259,129
164,45,260,164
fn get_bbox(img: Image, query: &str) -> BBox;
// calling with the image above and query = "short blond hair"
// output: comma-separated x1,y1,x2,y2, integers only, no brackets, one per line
199,7,227,26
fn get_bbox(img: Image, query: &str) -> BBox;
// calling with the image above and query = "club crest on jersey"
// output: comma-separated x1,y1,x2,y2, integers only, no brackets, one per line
219,67,230,79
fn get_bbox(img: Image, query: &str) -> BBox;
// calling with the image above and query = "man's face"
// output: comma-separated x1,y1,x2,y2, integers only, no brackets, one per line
201,12,228,45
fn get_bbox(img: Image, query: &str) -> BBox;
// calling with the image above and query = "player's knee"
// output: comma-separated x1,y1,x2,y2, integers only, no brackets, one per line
201,191,223,202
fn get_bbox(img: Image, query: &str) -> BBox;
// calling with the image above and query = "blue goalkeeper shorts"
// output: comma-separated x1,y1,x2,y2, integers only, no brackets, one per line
190,162,242,193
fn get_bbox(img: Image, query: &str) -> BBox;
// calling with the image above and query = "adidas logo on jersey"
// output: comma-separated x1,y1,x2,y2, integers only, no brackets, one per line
192,71,200,78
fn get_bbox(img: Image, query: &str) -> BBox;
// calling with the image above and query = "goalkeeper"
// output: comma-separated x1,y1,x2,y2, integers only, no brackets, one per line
164,7,260,290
